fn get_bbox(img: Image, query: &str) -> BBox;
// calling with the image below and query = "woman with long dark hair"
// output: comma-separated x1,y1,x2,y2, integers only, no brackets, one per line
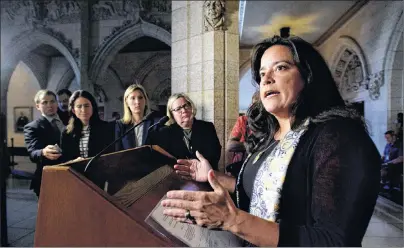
60,90,114,162
161,36,381,246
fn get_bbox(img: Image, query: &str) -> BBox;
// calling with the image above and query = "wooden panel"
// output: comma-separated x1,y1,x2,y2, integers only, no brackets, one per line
35,166,169,247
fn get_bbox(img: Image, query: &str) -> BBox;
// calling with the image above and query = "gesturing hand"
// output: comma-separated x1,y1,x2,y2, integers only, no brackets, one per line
162,170,239,231
174,151,212,182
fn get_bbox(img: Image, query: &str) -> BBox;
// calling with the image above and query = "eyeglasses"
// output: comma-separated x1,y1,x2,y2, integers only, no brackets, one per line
171,103,191,113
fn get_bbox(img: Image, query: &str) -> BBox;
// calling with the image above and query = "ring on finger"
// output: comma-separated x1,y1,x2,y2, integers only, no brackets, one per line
185,209,196,224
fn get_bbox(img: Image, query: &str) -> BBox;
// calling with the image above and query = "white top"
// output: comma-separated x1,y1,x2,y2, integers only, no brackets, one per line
79,125,90,158
134,123,143,146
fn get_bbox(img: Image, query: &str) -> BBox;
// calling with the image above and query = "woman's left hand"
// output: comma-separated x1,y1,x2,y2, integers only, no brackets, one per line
161,169,238,230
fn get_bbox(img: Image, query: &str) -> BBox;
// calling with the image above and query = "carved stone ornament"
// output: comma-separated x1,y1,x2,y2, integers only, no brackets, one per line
367,70,384,101
203,0,226,32
1,1,39,27
334,48,366,95
43,0,81,24
92,0,171,54
1,0,81,27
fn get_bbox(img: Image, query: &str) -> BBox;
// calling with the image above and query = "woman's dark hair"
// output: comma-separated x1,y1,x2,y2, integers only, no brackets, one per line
66,90,101,137
247,35,363,153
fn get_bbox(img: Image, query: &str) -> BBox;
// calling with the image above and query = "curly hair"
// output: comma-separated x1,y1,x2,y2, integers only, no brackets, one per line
246,35,366,153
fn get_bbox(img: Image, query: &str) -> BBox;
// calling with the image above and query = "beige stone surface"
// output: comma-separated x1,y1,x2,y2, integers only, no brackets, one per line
189,1,204,38
188,63,203,92
171,66,188,93
172,39,188,68
172,7,188,42
189,35,203,64
172,1,188,12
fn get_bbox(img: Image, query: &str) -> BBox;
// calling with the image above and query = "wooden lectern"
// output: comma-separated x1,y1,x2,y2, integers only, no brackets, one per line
34,145,211,246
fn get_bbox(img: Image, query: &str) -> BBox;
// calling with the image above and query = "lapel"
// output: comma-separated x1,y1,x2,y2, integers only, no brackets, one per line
142,119,151,145
189,119,199,147
172,122,193,156
88,125,95,156
123,123,136,148
38,116,60,144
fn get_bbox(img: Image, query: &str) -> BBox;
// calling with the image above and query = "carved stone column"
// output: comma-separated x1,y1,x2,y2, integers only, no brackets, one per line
78,1,93,93
171,1,239,170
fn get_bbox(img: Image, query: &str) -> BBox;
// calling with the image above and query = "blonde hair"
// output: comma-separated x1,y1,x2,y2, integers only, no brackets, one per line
122,84,150,125
166,93,197,126
34,90,56,104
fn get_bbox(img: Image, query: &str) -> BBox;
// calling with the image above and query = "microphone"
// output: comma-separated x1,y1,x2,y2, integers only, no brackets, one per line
147,116,169,132
83,112,154,174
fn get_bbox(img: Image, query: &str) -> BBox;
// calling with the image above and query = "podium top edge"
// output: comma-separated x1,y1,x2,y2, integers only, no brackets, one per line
43,165,70,171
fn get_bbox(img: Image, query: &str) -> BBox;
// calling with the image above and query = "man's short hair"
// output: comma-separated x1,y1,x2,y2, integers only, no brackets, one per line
385,130,395,136
34,90,57,104
56,89,72,97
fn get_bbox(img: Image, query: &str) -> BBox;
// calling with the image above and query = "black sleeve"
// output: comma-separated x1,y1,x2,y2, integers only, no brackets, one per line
278,120,380,246
149,126,170,149
114,120,123,152
23,123,43,164
203,122,222,170
100,121,116,154
60,130,74,163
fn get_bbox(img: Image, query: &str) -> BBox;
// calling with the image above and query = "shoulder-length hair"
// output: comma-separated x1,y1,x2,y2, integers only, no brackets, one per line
247,35,359,153
66,90,101,137
122,84,150,125
166,93,197,126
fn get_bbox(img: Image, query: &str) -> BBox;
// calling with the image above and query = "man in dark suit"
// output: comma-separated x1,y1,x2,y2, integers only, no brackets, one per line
24,90,64,197
56,89,72,126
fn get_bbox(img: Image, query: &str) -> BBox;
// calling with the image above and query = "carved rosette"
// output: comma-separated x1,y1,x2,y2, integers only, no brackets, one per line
367,70,384,101
203,0,226,32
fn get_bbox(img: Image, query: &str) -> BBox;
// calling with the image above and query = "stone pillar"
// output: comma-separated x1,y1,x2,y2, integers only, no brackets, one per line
172,1,239,170
78,1,93,93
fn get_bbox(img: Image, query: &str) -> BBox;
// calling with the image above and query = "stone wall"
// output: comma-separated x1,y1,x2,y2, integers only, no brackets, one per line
317,1,403,153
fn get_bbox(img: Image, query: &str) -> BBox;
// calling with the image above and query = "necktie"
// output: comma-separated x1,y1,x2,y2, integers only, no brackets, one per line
51,119,62,137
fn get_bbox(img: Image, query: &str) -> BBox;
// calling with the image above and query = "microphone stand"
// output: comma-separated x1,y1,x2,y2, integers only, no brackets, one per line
83,113,153,174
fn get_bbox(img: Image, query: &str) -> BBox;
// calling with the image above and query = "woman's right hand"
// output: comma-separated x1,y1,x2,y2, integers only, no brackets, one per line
174,151,212,182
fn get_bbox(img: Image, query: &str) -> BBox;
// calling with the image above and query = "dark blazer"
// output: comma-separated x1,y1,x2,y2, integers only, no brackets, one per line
114,117,160,151
60,120,114,163
150,119,222,170
57,108,70,126
24,116,62,196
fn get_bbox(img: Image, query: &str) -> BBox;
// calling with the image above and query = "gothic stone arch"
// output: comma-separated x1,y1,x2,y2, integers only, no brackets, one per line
384,11,403,126
89,22,171,86
130,53,171,106
1,29,80,113
131,53,170,85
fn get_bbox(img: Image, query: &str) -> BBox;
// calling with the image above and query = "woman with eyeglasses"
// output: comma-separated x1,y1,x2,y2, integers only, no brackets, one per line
150,93,222,170
115,84,160,152
60,90,114,163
